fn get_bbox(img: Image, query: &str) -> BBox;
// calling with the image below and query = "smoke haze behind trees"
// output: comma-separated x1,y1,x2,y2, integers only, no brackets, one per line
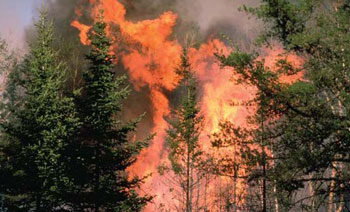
39,0,261,165
0,0,42,50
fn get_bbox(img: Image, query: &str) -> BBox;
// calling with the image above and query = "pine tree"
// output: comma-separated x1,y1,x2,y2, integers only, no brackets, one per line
0,39,15,95
217,0,350,210
211,78,280,212
62,12,151,211
159,48,206,212
0,38,17,120
0,10,79,211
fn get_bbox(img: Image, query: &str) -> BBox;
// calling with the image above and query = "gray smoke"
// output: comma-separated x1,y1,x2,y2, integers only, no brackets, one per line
0,0,39,51
40,0,261,139
176,0,259,47
123,0,260,48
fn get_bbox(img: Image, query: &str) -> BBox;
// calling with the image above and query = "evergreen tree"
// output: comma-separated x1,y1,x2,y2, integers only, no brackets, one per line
62,12,151,211
0,39,15,94
0,38,17,119
0,37,16,212
0,10,79,211
217,0,350,210
159,48,206,212
211,79,280,212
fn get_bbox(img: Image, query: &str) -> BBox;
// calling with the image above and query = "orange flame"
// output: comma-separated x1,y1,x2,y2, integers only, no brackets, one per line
71,20,90,45
71,0,303,210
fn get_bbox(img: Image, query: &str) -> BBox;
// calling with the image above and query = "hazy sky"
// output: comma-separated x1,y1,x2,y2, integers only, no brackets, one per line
0,0,41,50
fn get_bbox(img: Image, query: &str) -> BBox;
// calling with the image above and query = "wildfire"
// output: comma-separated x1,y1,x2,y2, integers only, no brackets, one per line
71,20,90,45
71,0,303,210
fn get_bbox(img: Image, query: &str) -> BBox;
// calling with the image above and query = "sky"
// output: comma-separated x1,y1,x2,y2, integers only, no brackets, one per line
0,0,41,50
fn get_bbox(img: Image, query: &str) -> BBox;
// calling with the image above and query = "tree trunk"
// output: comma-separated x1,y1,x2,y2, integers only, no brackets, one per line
36,192,42,212
186,151,190,212
261,111,267,212
262,157,267,212
186,84,192,212
95,146,100,212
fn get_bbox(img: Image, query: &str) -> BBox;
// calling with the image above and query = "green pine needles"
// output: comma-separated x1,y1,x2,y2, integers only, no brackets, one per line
0,10,80,211
63,12,152,212
0,10,151,212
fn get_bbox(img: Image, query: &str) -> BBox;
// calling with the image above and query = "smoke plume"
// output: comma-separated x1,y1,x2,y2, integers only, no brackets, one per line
42,0,264,210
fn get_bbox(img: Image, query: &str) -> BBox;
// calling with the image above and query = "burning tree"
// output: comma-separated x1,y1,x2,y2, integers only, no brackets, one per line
211,120,251,211
217,0,350,211
158,48,209,212
211,83,284,212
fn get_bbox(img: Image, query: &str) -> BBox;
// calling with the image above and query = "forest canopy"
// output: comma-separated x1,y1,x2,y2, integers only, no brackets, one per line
1,0,350,211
